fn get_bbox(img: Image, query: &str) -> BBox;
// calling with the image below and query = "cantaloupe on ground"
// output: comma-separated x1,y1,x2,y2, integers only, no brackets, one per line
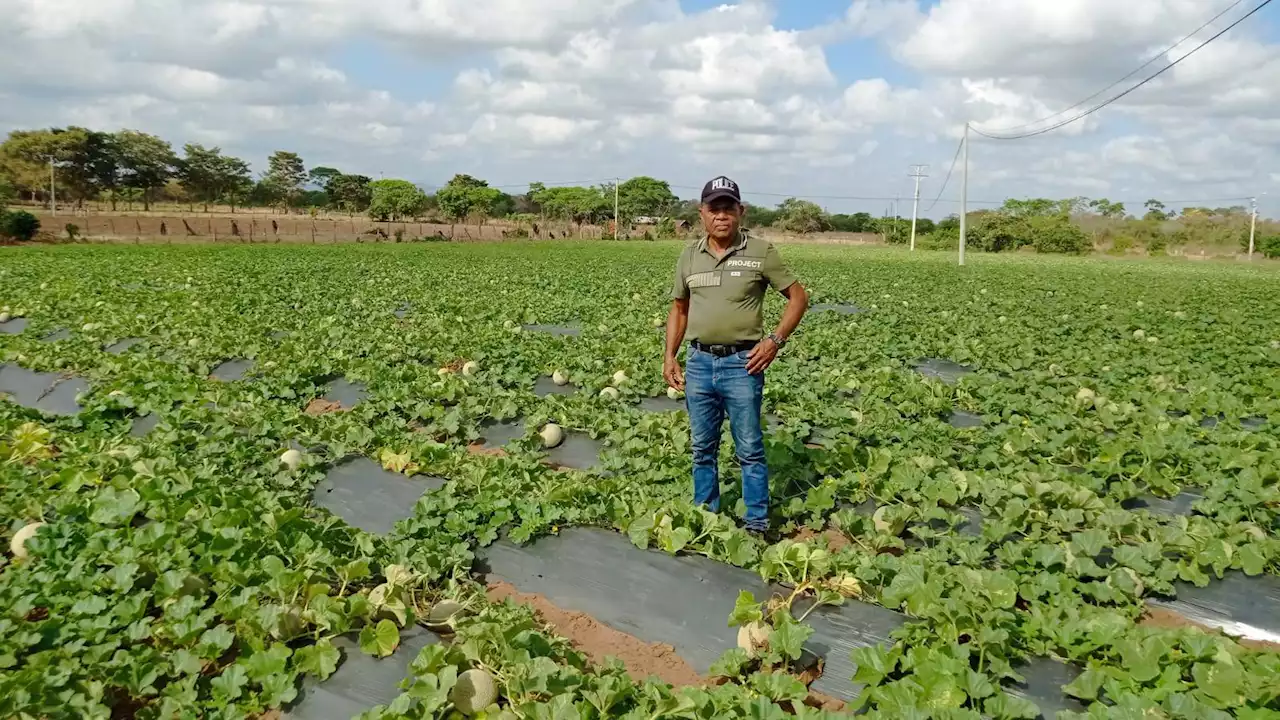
461,361,479,376
552,370,569,386
450,668,498,715
280,449,302,470
600,387,619,400
611,370,629,385
424,600,467,631
0,312,10,323
10,521,45,560
540,423,564,449
737,621,770,658
667,387,682,400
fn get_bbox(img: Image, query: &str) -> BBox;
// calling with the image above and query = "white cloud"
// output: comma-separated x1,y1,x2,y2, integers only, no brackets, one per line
0,0,1278,213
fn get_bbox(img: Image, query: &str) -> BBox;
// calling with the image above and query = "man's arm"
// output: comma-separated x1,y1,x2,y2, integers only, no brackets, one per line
663,297,689,390
745,281,808,374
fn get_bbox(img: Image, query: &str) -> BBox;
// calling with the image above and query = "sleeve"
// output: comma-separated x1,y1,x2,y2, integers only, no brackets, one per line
671,248,690,299
762,242,797,292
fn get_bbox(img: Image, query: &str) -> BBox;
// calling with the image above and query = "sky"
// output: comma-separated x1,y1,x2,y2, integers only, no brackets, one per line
2,0,1279,218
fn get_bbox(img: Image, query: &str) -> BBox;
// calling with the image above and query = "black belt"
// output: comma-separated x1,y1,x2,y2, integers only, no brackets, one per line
690,340,754,357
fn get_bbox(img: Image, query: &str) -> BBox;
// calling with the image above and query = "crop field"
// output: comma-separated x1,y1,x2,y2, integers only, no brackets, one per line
1,242,1279,720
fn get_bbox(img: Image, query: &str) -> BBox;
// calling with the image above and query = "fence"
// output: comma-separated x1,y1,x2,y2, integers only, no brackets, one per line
20,210,621,244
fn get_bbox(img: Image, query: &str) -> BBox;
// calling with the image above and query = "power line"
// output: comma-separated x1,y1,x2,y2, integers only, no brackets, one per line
924,136,965,212
983,0,1251,135
972,0,1275,140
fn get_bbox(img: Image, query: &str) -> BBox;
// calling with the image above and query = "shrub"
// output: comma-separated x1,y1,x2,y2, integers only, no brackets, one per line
65,223,80,241
919,227,958,251
1030,216,1091,254
1259,234,1280,259
970,213,1033,253
0,210,40,242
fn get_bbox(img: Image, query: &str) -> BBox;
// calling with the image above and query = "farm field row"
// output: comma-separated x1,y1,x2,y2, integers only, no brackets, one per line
1,242,1279,719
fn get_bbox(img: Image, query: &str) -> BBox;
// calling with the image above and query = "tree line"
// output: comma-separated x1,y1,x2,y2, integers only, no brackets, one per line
0,126,1268,255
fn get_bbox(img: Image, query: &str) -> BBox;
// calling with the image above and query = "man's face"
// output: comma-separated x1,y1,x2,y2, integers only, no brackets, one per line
700,198,743,242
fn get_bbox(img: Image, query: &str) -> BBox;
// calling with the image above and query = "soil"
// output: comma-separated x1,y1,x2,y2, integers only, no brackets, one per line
1139,607,1280,652
790,525,853,552
304,398,344,416
467,442,507,458
486,581,705,688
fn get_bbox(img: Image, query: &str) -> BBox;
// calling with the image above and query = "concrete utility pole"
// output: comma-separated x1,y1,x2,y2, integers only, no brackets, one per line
613,178,619,241
959,123,970,266
1248,196,1258,260
908,164,928,251
49,156,56,217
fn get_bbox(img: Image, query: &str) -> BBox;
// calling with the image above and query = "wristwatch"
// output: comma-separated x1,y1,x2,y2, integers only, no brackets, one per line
767,333,787,349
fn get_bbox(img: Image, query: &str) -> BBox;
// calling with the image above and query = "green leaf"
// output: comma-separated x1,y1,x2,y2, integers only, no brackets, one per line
359,620,400,658
295,638,342,681
727,591,763,628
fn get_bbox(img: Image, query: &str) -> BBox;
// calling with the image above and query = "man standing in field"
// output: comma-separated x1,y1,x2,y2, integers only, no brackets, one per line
663,176,809,537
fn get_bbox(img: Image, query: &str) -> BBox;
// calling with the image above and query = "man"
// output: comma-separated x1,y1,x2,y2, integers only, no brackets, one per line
663,176,809,537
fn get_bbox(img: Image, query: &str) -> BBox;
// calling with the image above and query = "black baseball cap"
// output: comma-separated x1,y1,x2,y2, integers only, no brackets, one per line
701,175,741,204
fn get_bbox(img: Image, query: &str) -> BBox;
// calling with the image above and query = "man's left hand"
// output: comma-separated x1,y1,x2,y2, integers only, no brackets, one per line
745,337,779,375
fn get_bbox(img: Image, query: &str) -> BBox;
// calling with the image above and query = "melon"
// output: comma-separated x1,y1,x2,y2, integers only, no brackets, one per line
187,338,200,347
540,423,564,449
437,367,453,377
600,387,619,400
450,668,498,715
461,361,479,377
611,370,629,385
666,387,681,400
736,621,770,658
632,293,642,302
10,521,44,560
424,600,467,631
280,449,302,470
0,312,9,323
1132,329,1145,340
652,316,664,328
40,283,48,290
552,370,569,386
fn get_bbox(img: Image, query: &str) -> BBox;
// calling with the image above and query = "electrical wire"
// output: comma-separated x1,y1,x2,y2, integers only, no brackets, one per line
971,0,1274,140
924,136,966,212
983,0,1251,135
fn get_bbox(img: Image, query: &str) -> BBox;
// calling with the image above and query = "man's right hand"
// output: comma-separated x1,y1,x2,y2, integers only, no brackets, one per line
663,354,685,391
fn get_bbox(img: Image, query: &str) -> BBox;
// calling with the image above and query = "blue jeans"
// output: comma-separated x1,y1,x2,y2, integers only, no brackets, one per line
685,346,769,531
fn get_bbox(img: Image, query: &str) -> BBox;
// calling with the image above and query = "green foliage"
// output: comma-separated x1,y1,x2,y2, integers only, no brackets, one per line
176,144,252,211
368,180,428,221
114,130,177,211
829,212,876,233
0,209,40,241
436,174,502,222
262,151,307,207
529,183,611,225
775,198,829,234
617,176,679,223
327,173,373,214
1030,216,1091,255
2,243,1280,718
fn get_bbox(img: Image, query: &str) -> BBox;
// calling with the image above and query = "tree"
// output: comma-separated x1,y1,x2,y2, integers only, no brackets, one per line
829,212,874,232
328,174,372,214
617,176,679,223
0,128,118,207
436,174,502,223
114,130,176,211
1143,199,1170,221
743,204,779,228
263,151,306,208
177,144,252,212
308,166,342,192
1001,198,1072,218
530,184,611,226
775,198,829,234
368,179,427,221
1088,198,1127,219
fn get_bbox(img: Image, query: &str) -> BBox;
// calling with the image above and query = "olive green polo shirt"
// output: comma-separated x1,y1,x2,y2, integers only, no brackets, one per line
671,230,797,345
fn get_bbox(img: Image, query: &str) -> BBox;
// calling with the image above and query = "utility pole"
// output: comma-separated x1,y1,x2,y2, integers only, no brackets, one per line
908,164,928,251
49,156,56,217
613,177,619,241
959,123,969,266
1248,196,1258,260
